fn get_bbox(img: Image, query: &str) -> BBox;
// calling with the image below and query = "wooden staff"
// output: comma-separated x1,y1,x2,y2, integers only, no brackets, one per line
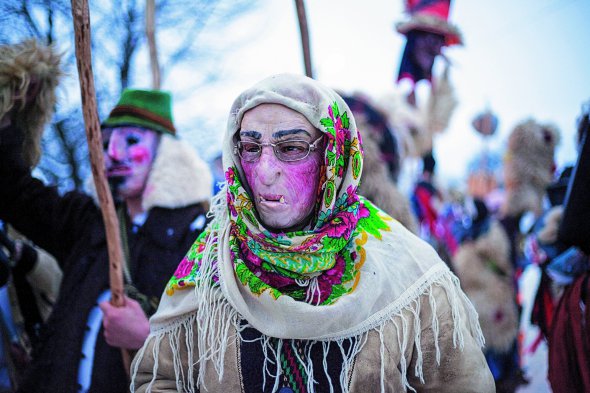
146,0,161,89
70,0,131,373
294,0,313,78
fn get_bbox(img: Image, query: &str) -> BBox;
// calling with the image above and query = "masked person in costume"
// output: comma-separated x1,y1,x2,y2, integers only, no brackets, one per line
131,74,494,393
392,0,461,156
0,84,212,392
0,39,64,392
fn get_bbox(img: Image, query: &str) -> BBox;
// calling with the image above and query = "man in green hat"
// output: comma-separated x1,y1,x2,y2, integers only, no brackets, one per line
0,87,213,392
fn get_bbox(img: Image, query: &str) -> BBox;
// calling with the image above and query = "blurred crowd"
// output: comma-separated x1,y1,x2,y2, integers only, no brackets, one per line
0,1,588,392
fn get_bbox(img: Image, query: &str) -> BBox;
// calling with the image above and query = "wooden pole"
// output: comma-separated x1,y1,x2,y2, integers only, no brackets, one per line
294,0,313,78
146,0,161,89
70,0,131,373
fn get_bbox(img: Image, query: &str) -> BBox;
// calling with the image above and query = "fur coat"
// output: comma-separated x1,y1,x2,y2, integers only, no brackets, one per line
502,119,560,217
452,221,519,352
359,127,418,234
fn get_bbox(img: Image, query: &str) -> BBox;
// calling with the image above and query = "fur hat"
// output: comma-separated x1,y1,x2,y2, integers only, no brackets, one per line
102,88,176,136
0,39,63,167
502,119,560,217
396,0,463,46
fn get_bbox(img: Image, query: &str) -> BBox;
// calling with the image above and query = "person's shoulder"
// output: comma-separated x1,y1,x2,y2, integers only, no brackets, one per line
358,198,430,253
360,207,445,277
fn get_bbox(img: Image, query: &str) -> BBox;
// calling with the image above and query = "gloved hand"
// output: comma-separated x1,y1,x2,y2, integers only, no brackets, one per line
0,228,39,277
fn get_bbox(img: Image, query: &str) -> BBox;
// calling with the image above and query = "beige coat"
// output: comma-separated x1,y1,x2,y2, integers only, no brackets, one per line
131,73,493,393
132,283,494,392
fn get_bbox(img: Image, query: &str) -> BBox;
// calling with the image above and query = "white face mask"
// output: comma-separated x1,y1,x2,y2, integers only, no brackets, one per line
103,126,160,200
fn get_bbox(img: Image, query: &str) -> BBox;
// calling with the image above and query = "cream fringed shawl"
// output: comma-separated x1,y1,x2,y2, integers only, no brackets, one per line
131,193,484,393
131,73,484,392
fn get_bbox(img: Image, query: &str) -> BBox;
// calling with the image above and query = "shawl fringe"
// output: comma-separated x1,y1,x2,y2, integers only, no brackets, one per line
132,246,484,393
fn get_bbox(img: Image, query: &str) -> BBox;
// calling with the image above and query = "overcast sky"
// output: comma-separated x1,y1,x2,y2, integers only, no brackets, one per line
163,0,589,188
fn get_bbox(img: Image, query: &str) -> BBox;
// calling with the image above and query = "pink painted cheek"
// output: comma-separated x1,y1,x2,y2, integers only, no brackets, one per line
128,145,153,164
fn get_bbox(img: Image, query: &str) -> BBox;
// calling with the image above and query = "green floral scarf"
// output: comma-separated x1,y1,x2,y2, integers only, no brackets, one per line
167,78,382,305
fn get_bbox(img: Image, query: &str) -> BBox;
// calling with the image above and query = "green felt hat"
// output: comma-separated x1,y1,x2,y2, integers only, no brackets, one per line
102,88,176,135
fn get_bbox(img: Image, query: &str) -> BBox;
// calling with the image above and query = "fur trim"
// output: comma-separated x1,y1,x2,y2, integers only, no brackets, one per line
502,119,560,217
396,14,463,46
378,68,457,159
359,129,418,234
85,134,212,210
141,135,212,211
378,90,427,158
0,40,63,167
426,65,457,135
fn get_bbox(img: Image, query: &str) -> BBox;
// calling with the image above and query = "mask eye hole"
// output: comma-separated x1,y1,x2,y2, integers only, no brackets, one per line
126,135,140,145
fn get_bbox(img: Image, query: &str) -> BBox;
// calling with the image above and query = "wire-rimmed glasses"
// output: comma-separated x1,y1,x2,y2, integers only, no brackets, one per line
234,135,323,162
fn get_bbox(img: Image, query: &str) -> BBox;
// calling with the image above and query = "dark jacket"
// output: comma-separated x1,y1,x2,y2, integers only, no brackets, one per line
0,124,212,392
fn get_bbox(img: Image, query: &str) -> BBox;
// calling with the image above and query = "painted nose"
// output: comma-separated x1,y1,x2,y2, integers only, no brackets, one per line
106,132,126,162
256,146,281,185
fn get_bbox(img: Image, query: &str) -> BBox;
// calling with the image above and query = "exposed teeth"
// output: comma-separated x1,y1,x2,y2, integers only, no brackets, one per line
258,195,285,203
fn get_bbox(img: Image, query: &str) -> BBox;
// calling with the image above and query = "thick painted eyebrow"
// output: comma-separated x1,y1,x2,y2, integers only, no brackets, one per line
272,129,311,139
240,130,262,139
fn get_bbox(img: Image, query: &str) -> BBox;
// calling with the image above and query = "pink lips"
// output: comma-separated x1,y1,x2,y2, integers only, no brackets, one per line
106,165,132,177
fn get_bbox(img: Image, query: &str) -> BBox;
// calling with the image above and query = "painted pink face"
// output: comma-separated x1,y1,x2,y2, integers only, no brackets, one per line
239,104,324,231
103,126,159,200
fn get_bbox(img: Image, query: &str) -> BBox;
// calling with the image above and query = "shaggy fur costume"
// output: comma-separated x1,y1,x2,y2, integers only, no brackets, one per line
502,119,560,217
453,221,519,352
426,66,457,136
379,65,457,158
0,40,62,167
378,89,426,158
359,125,419,234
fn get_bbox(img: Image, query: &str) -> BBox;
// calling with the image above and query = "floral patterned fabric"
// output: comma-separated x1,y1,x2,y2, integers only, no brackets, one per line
166,91,392,306
134,75,492,393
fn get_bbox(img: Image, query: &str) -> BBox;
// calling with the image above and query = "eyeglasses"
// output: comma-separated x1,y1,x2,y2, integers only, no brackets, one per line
234,136,323,162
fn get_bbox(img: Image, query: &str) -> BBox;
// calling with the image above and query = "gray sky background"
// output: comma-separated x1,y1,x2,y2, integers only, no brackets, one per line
157,0,589,189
